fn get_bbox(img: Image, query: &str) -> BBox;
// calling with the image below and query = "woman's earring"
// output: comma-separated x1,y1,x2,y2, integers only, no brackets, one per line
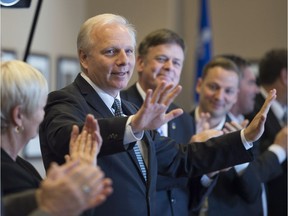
14,125,24,133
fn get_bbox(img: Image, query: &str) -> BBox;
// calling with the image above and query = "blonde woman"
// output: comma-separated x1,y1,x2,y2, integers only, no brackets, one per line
1,60,112,216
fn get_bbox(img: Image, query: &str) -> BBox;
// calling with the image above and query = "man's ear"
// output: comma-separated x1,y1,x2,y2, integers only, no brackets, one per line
196,78,203,94
79,50,88,70
136,56,144,75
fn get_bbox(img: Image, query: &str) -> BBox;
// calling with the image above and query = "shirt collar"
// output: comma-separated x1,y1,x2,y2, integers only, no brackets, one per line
136,82,146,100
81,72,121,113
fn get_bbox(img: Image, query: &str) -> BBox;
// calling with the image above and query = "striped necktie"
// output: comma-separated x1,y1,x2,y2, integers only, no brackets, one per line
112,99,147,181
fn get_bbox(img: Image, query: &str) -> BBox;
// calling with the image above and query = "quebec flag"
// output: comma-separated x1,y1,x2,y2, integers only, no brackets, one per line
194,0,212,103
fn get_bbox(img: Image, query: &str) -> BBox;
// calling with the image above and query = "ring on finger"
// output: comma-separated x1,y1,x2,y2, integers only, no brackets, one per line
81,184,91,195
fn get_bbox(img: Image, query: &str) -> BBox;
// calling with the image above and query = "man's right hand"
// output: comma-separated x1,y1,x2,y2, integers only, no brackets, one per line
131,81,183,133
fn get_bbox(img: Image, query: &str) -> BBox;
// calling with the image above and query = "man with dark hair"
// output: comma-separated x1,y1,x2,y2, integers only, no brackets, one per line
246,48,287,216
201,54,287,216
121,29,217,216
189,57,243,216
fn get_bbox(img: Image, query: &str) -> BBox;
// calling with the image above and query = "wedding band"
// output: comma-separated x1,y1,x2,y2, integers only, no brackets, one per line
82,184,91,194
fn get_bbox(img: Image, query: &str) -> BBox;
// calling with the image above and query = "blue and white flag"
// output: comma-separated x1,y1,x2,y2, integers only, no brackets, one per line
194,0,212,103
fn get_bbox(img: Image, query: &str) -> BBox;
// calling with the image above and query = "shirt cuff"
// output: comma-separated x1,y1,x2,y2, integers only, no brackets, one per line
268,144,287,163
123,115,144,145
200,175,214,187
241,129,253,150
234,162,250,176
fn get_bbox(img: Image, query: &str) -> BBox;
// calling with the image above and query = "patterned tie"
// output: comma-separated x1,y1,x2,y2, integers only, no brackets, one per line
112,99,147,181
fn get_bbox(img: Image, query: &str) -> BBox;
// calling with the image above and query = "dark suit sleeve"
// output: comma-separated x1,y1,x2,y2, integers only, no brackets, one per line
155,131,253,178
3,190,38,216
232,140,283,203
39,89,128,170
232,164,262,203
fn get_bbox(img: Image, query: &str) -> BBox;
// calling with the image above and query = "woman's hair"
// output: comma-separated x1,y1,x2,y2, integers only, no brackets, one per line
77,13,136,54
1,60,48,132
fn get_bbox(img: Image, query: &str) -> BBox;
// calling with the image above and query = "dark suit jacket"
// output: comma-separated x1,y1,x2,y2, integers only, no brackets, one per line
246,93,287,216
121,83,216,216
1,149,42,196
39,74,254,216
190,108,283,216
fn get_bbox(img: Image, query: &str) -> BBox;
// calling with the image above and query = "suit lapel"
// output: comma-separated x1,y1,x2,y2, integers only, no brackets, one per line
121,84,143,109
74,74,114,118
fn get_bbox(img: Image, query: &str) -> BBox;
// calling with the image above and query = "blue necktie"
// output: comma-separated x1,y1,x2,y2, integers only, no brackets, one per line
112,99,147,181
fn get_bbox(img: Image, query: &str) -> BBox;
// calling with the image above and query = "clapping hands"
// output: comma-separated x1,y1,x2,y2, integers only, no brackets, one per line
65,114,102,166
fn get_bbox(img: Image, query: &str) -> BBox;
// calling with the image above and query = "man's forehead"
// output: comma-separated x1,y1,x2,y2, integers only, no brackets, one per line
205,67,239,78
92,24,135,45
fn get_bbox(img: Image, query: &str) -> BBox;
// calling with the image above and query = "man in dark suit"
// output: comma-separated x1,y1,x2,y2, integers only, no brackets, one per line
189,57,245,216
246,48,287,216
198,54,287,216
39,13,276,216
121,29,216,216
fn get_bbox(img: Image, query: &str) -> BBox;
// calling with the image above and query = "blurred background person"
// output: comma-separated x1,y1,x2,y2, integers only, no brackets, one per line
246,48,287,216
190,57,239,132
189,57,241,216
201,54,287,216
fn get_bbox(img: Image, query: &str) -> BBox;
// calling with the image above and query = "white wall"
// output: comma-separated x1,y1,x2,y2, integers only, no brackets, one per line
1,0,286,177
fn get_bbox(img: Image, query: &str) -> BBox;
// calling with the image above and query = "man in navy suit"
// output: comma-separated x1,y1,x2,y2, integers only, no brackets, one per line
246,49,287,216
39,13,276,216
189,57,243,216
121,29,217,216
197,54,286,216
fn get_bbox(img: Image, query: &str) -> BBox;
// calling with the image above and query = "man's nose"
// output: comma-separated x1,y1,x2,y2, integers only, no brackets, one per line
214,89,225,100
163,59,173,70
116,50,129,65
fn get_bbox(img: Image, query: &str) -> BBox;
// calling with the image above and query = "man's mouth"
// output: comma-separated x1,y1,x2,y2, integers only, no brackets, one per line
112,71,128,76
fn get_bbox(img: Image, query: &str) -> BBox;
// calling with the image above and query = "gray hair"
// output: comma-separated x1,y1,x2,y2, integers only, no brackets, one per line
77,13,136,54
1,60,48,132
